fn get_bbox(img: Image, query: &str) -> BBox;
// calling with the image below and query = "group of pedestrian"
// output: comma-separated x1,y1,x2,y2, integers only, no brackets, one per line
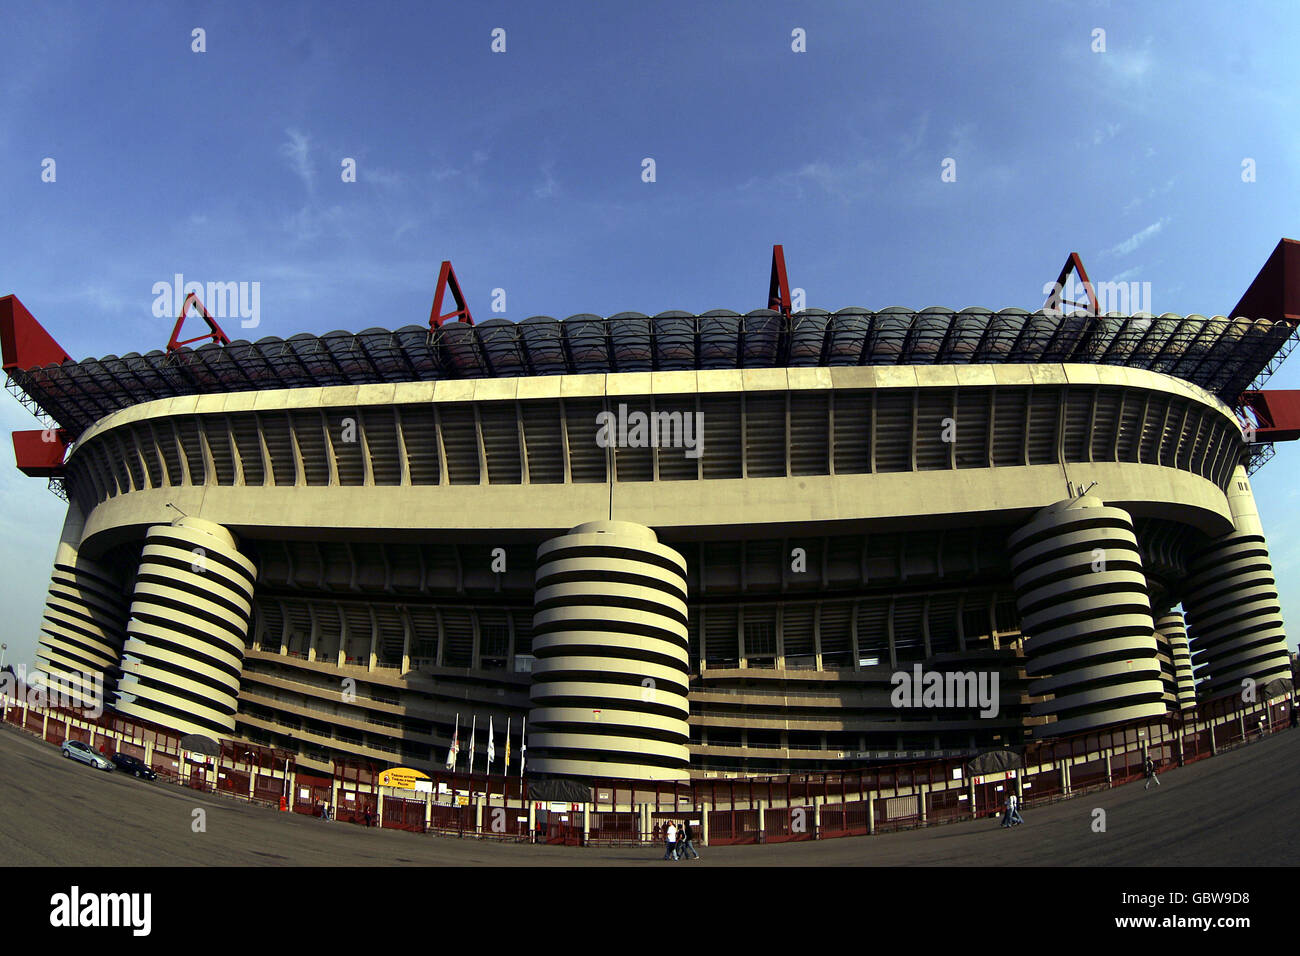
661,820,701,860
999,791,1024,828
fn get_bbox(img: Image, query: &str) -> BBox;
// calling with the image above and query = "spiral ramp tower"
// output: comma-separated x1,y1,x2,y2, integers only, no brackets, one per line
113,517,256,738
1155,611,1198,711
528,520,690,780
1183,465,1292,700
31,506,130,712
1008,496,1167,737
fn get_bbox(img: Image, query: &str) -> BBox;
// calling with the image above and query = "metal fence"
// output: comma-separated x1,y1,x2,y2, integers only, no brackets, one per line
0,683,1291,848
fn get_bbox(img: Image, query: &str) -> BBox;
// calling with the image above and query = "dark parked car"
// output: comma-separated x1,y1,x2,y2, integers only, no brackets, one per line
110,753,157,780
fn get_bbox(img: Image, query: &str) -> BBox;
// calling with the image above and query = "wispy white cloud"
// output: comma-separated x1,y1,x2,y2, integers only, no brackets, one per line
1101,217,1169,257
280,128,315,194
533,160,559,199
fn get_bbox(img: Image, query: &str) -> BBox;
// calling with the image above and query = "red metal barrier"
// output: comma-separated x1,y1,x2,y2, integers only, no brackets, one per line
254,773,285,804
1070,757,1108,790
150,750,180,781
926,787,967,825
44,717,65,745
588,811,639,844
116,741,146,761
707,808,759,845
873,793,922,832
218,769,249,796
293,773,333,816
336,791,377,825
763,806,815,842
429,802,473,834
68,724,91,746
819,801,870,838
382,796,427,833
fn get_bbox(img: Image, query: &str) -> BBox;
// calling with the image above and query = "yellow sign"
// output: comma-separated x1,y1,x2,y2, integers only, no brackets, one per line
379,767,431,790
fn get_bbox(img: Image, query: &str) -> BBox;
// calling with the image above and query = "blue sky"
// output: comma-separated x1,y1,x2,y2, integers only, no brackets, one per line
3,0,1300,669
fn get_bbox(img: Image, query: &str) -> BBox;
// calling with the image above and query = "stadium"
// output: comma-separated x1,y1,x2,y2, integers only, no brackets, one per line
4,241,1299,788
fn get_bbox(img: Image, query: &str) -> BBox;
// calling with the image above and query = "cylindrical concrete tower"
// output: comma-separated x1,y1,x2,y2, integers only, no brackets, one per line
1183,465,1291,699
528,520,690,780
1008,496,1166,737
1151,619,1179,711
114,517,256,737
32,505,129,712
1156,610,1198,711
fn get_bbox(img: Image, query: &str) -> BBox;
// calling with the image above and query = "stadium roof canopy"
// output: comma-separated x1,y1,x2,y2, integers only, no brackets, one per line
5,306,1298,438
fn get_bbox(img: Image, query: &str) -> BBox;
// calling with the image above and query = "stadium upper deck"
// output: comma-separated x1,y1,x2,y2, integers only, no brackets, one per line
3,308,1296,439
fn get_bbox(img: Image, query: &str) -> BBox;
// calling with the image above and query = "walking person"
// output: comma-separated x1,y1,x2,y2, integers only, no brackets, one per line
1010,792,1024,826
999,792,1014,828
678,819,701,860
662,821,678,861
1144,755,1160,790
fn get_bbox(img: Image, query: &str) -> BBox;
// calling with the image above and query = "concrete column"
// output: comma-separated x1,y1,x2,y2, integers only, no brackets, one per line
918,785,927,824
425,792,433,830
527,521,689,781
813,795,823,839
1060,763,1070,794
701,802,710,846
1183,466,1291,698
115,517,256,737
757,800,766,843
377,791,385,827
474,798,483,835
1008,496,1164,735
867,796,876,834
583,803,591,845
1104,750,1113,786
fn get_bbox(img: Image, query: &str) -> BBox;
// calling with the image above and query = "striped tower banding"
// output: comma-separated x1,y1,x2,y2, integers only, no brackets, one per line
1008,496,1166,737
31,504,129,712
528,520,690,780
1183,464,1292,700
114,517,256,738
1151,619,1178,711
1156,611,1198,710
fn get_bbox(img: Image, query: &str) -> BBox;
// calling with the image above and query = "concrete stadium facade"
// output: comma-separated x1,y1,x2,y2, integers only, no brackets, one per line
7,256,1299,782
13,358,1289,780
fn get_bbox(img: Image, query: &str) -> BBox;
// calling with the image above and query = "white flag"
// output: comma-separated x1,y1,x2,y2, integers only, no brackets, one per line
445,713,459,770
487,716,496,769
520,716,527,777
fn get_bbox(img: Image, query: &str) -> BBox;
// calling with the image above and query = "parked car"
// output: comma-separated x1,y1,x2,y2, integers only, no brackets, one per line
61,739,113,771
110,753,157,780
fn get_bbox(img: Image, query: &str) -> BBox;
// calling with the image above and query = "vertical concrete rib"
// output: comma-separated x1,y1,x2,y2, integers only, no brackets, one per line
114,517,256,737
1008,495,1166,736
528,520,690,780
1183,465,1291,699
1156,610,1198,710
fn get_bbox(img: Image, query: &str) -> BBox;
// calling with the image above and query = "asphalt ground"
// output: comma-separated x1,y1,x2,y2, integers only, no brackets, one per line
2,722,1296,866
